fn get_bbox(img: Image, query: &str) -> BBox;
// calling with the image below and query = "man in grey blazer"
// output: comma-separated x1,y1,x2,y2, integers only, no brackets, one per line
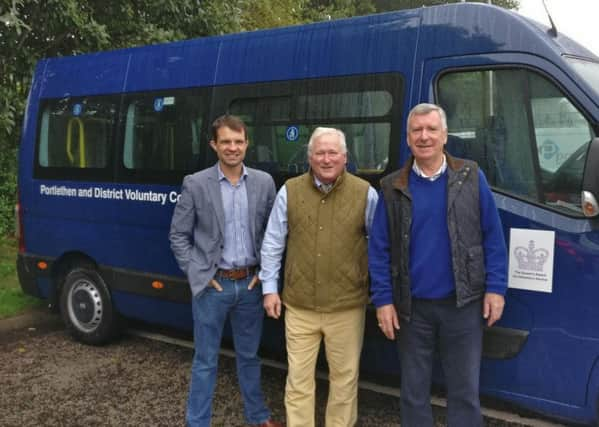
169,115,281,427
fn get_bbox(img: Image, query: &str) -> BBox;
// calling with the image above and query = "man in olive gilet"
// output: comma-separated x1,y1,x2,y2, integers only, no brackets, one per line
259,127,378,427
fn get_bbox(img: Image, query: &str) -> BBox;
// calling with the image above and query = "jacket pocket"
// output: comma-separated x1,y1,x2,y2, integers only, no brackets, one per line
466,245,486,290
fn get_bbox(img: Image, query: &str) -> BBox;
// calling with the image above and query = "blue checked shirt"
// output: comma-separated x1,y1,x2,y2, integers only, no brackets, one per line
217,164,257,269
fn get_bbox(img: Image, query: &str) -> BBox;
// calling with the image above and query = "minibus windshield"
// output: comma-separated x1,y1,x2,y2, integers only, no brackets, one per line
567,57,599,99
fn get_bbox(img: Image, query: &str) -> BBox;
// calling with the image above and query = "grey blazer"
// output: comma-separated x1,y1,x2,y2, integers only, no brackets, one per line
169,163,276,297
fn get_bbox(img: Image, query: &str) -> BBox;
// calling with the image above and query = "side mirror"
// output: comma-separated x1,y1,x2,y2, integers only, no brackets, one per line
582,137,599,217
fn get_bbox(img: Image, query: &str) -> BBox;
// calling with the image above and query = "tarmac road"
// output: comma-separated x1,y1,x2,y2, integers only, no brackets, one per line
0,308,564,427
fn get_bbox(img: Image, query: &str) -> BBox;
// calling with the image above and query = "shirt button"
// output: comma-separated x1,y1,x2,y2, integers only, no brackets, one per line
321,200,326,204
317,253,321,257
319,226,323,231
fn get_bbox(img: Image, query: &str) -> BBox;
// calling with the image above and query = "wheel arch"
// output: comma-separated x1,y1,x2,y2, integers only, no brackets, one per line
49,251,98,311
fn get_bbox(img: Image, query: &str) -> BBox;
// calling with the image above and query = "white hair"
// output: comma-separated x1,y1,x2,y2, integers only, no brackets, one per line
307,127,347,156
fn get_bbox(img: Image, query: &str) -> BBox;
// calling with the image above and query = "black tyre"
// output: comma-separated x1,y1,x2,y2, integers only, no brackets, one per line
59,268,119,345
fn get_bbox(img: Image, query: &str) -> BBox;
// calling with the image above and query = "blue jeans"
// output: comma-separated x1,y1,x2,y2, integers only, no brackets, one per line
398,298,484,427
187,276,270,427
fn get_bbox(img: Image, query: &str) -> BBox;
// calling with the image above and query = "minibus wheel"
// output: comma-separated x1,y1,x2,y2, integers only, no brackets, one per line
59,268,118,345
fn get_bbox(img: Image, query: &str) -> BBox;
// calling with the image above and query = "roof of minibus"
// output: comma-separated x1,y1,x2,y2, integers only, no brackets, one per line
33,2,598,98
417,2,597,60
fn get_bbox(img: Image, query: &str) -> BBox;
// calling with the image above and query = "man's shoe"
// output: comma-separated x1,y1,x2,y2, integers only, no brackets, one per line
251,419,283,427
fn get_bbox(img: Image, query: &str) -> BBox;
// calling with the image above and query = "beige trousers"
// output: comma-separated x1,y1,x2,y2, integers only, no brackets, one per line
284,304,366,427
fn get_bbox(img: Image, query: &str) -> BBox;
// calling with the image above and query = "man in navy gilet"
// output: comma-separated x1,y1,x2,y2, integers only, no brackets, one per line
368,103,508,426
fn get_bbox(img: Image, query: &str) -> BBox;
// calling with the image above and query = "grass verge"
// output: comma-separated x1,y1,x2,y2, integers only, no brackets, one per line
0,236,42,319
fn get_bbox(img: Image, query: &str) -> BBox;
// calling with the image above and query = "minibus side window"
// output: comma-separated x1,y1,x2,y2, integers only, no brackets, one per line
123,93,203,172
228,75,398,177
529,77,592,211
38,97,116,169
438,68,594,215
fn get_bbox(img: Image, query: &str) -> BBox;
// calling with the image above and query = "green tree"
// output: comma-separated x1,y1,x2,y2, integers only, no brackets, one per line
298,0,375,21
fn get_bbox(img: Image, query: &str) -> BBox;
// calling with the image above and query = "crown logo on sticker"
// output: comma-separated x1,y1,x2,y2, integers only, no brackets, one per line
514,240,549,272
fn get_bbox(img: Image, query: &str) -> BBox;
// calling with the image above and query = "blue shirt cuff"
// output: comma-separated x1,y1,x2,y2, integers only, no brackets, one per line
262,280,279,295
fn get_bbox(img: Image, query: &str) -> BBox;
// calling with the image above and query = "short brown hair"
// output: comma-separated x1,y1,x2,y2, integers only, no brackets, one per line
211,114,248,142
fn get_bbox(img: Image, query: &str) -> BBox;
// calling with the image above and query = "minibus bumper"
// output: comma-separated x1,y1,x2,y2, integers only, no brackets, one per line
17,253,43,298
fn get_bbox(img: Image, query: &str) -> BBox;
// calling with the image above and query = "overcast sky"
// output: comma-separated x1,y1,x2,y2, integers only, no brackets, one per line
516,0,599,56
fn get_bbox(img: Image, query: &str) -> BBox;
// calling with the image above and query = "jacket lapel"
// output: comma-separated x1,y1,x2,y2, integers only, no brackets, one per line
246,168,257,242
208,164,225,236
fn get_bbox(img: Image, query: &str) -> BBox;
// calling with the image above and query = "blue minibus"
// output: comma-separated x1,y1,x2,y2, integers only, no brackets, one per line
16,3,599,424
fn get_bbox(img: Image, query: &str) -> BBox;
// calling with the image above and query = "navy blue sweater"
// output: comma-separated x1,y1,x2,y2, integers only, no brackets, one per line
409,171,455,298
368,169,507,307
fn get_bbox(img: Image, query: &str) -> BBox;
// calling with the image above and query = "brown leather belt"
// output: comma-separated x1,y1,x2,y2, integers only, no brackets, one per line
215,266,257,280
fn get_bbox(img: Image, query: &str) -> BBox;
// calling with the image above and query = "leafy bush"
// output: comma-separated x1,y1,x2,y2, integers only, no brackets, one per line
0,236,42,318
0,141,17,237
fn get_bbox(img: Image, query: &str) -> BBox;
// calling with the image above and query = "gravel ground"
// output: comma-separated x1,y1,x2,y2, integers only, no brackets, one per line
0,310,560,427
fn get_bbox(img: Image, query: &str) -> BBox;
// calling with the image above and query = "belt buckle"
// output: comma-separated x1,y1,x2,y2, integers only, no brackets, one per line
231,268,245,280
218,267,254,280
